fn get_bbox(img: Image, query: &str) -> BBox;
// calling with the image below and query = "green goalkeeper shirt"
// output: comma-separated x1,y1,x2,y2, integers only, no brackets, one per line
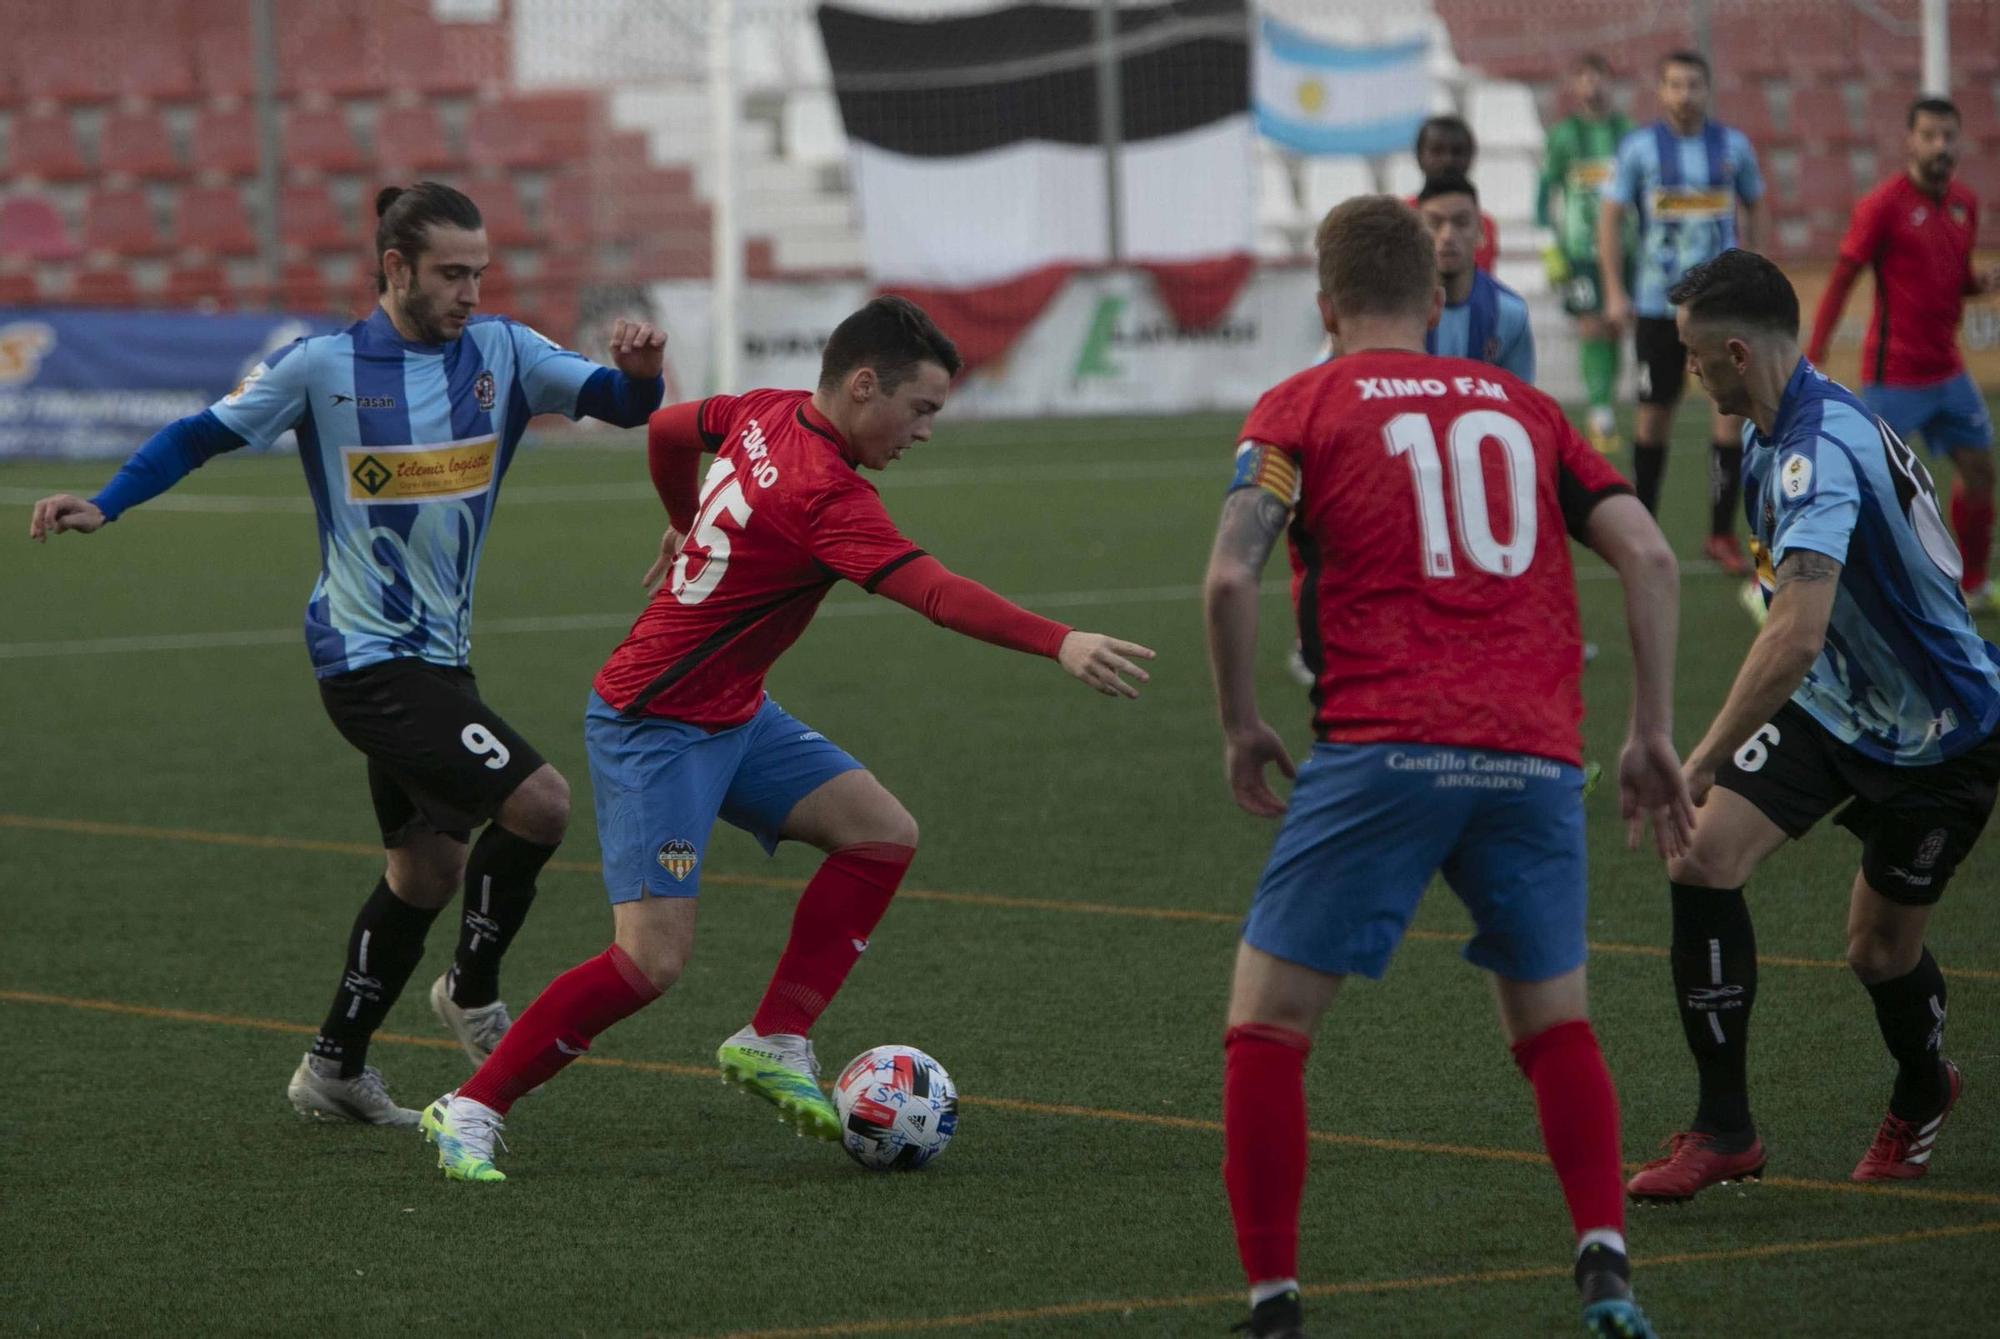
1538,113,1634,261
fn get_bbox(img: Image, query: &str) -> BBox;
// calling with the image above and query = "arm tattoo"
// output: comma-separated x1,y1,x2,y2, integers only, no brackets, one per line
1215,487,1292,572
1775,549,1843,591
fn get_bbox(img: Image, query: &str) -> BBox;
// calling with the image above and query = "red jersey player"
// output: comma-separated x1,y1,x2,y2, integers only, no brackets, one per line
418,297,1155,1181
1807,95,2000,609
1203,197,1692,1339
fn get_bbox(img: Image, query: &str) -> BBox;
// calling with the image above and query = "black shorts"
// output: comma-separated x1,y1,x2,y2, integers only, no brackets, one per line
1634,315,1688,407
318,658,546,847
1714,702,2000,904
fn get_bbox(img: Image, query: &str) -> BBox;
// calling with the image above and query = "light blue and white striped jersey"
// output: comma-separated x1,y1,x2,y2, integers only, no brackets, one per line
1425,268,1534,381
1744,358,2000,764
1605,120,1764,318
210,308,601,677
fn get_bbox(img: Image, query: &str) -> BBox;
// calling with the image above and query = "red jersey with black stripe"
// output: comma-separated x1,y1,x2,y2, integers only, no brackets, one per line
1836,175,1979,386
1239,350,1631,765
594,389,922,727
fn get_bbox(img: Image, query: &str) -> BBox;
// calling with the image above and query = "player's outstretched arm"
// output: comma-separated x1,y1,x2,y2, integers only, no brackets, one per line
1582,493,1695,856
871,555,1153,697
1203,482,1297,818
1684,548,1841,802
27,409,245,543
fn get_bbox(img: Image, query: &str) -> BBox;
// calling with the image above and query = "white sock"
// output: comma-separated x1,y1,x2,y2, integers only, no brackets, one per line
1249,1278,1299,1308
1577,1228,1627,1259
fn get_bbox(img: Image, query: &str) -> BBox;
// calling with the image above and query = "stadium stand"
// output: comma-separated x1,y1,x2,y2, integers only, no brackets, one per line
100,108,188,182
83,189,171,259
175,185,260,258
0,197,81,262
11,114,94,182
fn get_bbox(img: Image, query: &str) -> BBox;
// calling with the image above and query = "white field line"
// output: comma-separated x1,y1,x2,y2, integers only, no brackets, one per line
0,563,1726,662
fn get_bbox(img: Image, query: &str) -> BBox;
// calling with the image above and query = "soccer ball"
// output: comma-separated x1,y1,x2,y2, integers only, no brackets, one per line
831,1045,957,1171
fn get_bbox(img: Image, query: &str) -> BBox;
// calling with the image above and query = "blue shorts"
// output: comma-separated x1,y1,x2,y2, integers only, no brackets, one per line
585,692,863,903
1863,375,1993,454
1244,743,1587,982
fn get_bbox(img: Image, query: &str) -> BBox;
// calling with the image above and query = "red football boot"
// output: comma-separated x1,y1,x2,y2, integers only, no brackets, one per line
1702,533,1751,577
1626,1130,1767,1204
1852,1061,1962,1183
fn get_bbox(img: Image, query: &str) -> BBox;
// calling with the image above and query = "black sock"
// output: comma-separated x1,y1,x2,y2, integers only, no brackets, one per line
1709,442,1744,538
448,825,559,1009
1864,948,1949,1122
313,879,442,1077
1633,441,1667,514
1669,881,1758,1139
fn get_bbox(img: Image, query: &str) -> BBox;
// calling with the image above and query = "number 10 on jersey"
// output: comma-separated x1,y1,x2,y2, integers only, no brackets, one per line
1384,410,1538,578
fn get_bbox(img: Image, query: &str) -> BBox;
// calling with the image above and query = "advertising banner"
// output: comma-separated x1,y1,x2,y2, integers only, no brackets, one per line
0,309,330,458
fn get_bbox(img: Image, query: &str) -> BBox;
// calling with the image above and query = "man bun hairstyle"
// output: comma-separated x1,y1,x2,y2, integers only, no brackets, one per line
374,181,482,293
1314,195,1437,321
818,295,963,394
1666,248,1799,338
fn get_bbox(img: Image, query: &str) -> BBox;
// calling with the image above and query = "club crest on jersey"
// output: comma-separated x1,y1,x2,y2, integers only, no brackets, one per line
473,370,497,411
1781,453,1812,499
656,839,698,881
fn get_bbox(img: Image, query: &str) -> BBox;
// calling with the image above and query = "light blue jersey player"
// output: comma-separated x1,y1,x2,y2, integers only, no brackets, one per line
1597,50,1767,570
28,183,666,1128
1416,175,1534,380
1632,250,1998,1207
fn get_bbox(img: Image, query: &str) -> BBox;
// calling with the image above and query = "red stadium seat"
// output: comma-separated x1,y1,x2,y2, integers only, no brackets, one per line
469,93,597,170
1794,147,1862,217
99,109,187,181
161,261,233,309
1787,86,1860,150
275,3,382,98
191,104,263,179
0,270,39,304
17,29,109,104
108,31,200,102
83,188,170,257
189,0,255,100
71,268,142,306
11,114,92,181
285,107,368,175
474,183,539,246
373,10,509,96
0,196,82,261
373,104,463,176
176,185,261,257
277,184,352,254
274,261,330,313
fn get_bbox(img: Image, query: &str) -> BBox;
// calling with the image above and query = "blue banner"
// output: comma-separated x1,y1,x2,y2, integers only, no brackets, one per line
0,308,338,458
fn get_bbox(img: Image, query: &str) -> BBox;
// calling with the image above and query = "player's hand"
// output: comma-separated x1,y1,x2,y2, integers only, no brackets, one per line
640,524,685,591
1603,291,1633,330
28,494,105,542
1681,755,1718,810
1618,731,1696,859
1057,630,1155,699
608,318,667,381
1223,722,1296,818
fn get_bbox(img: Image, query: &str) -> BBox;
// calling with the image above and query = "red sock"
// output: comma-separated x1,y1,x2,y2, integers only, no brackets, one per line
1223,1022,1311,1286
1512,1019,1624,1239
750,842,913,1037
456,944,660,1115
1950,480,1994,591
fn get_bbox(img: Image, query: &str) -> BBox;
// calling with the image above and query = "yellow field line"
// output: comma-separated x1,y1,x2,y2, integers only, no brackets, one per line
7,986,1998,1212
5,811,1997,982
712,1220,2000,1338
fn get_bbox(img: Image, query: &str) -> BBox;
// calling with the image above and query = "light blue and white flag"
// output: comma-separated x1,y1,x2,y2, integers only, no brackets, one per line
1253,19,1432,157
